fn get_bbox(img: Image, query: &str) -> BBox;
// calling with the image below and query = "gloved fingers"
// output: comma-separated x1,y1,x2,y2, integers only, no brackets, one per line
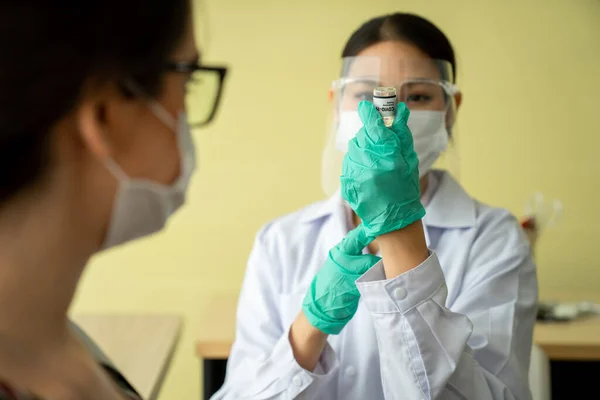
340,177,357,210
393,101,411,125
357,101,397,146
346,132,400,177
302,296,350,335
338,224,373,255
333,225,381,275
345,138,386,170
357,101,384,133
337,253,381,275
391,102,417,158
303,305,355,335
302,270,360,335
340,155,368,208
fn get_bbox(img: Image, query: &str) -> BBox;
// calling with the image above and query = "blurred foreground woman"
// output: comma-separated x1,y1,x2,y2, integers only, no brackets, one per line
0,1,226,398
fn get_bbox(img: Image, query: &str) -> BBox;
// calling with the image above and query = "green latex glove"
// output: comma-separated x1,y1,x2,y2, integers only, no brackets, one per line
341,101,425,238
302,224,380,335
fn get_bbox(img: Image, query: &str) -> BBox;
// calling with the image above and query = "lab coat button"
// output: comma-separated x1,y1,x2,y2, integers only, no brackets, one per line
346,366,356,377
292,374,303,387
393,287,407,300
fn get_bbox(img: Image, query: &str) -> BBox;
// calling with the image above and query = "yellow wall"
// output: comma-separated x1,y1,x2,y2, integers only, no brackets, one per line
72,0,600,398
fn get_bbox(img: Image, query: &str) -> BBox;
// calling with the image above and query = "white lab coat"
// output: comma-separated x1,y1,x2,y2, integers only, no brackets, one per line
212,170,537,400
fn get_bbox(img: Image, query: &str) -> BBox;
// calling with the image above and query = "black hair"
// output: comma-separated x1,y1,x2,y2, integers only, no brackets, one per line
342,13,456,82
0,0,190,204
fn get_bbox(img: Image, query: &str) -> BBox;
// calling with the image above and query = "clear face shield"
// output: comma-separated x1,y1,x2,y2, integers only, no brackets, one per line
322,57,460,197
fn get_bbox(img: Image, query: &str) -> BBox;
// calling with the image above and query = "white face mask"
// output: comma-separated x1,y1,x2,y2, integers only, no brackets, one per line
335,109,448,178
101,106,196,250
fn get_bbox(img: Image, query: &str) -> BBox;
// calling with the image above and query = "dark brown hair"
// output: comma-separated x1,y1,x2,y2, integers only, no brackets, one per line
342,13,456,82
0,0,190,204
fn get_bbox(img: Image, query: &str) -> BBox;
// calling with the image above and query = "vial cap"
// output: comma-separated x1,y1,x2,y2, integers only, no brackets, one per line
373,87,396,97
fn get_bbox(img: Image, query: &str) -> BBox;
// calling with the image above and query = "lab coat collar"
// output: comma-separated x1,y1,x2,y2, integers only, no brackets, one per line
423,170,476,228
301,170,476,229
300,189,345,224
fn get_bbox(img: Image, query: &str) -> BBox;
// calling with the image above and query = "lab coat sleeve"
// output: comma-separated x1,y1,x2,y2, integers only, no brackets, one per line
211,225,339,400
355,212,537,400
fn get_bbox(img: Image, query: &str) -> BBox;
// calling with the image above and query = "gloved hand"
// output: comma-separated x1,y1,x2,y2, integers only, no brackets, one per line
302,224,380,335
341,101,425,238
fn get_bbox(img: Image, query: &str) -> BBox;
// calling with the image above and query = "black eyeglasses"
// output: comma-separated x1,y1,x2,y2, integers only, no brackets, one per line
165,61,228,127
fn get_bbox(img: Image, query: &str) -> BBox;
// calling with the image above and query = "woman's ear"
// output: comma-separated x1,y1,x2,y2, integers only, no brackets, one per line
76,80,132,161
77,99,111,161
454,91,463,110
445,92,462,130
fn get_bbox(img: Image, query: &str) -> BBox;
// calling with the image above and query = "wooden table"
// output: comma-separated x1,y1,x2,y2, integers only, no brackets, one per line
196,297,600,361
196,294,600,399
534,315,600,360
534,291,600,360
74,314,181,400
197,314,600,360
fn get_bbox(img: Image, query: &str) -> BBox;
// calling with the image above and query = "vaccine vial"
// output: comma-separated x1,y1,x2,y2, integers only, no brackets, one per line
373,87,397,127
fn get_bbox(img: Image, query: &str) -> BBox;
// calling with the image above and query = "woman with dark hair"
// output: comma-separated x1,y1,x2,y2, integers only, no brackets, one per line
215,13,536,400
0,1,226,399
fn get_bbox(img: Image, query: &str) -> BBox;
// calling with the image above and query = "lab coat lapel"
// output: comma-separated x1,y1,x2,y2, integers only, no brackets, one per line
423,171,476,229
301,191,348,255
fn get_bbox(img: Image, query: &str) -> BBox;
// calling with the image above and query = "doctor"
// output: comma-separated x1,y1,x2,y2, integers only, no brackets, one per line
214,12,537,400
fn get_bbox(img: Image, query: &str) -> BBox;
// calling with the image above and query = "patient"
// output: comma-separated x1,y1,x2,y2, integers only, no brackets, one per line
0,1,203,398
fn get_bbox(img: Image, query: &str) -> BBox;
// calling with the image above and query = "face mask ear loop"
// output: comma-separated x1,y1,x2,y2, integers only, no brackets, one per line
103,157,129,182
102,80,178,183
146,101,178,131
122,79,178,131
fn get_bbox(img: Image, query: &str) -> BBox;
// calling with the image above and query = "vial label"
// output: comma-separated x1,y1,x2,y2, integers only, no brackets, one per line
373,97,396,127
